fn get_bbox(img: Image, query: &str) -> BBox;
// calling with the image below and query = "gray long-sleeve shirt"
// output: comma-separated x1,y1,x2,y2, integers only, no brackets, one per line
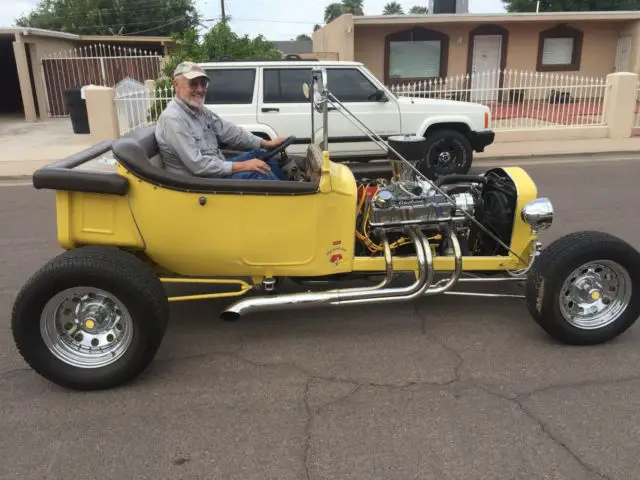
154,97,262,177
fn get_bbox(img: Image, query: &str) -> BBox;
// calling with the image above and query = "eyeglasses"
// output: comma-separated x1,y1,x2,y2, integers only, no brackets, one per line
188,78,209,89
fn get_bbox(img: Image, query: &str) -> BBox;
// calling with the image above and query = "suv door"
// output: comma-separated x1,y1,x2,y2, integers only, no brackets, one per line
258,66,314,157
202,66,258,126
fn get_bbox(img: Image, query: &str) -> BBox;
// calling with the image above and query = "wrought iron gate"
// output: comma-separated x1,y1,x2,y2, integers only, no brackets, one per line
41,44,163,117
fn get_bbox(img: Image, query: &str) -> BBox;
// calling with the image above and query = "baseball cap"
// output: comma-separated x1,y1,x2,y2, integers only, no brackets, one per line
173,61,210,80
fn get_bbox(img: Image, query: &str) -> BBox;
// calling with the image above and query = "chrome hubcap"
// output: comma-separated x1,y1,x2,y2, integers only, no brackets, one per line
560,260,632,329
40,287,133,368
439,151,452,163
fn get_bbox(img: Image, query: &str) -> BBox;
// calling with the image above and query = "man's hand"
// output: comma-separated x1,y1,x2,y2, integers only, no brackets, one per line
260,137,288,149
232,158,271,174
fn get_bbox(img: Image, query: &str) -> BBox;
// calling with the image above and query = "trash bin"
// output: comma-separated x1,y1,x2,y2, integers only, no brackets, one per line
64,86,90,134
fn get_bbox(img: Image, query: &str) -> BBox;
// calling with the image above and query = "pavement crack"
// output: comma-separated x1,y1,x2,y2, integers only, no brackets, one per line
0,367,31,379
228,349,459,389
478,384,611,480
515,374,640,400
303,378,312,480
414,303,464,384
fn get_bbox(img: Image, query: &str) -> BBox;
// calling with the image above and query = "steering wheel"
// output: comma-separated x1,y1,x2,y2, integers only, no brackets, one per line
257,136,297,161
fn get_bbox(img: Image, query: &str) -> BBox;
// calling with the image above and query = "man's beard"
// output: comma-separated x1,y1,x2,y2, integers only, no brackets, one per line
185,93,204,109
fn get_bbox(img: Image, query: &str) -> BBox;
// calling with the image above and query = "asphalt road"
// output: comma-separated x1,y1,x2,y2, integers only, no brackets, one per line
2,155,640,480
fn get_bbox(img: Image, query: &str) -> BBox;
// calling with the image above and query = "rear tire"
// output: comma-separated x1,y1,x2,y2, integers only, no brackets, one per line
418,129,473,180
525,231,640,345
11,246,169,390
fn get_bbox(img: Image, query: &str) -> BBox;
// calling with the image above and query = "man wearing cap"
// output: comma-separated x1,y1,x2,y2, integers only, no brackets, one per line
155,61,289,180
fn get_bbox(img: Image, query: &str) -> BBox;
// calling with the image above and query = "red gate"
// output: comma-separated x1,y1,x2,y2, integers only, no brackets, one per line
41,44,163,117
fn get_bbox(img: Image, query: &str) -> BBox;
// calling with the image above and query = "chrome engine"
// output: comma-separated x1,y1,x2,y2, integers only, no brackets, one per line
368,179,476,228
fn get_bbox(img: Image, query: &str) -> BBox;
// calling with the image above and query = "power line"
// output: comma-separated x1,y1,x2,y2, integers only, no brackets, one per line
203,16,320,25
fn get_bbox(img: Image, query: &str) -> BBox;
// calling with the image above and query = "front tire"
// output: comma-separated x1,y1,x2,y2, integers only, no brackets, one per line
525,231,640,345
11,246,169,390
418,129,473,180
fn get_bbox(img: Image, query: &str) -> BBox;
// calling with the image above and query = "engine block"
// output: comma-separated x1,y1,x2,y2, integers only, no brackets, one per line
368,180,475,228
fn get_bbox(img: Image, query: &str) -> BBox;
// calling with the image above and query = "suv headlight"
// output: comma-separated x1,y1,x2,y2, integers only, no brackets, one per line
521,198,553,231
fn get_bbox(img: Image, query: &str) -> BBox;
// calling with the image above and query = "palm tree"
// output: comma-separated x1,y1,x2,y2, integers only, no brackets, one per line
324,3,344,23
409,5,428,14
383,2,404,14
341,0,364,15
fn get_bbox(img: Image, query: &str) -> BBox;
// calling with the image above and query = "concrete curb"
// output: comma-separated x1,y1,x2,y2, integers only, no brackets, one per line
0,150,637,180
475,150,640,162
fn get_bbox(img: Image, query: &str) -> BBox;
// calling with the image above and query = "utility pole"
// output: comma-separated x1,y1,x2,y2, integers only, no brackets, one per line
221,0,226,20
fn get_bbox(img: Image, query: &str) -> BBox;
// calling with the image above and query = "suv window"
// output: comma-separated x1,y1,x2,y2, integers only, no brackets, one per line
263,68,312,103
326,68,379,102
203,68,256,104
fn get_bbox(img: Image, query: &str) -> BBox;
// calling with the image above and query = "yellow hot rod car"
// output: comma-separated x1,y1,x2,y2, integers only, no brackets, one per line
11,68,640,391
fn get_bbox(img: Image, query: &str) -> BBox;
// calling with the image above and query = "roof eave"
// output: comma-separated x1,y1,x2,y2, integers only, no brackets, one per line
352,11,640,25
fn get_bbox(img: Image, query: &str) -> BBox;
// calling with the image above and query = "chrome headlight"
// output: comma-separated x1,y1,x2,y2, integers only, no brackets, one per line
521,198,553,231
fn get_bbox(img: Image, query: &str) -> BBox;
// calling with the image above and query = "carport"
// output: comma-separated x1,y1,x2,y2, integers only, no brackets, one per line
0,33,26,117
0,27,173,123
0,28,79,122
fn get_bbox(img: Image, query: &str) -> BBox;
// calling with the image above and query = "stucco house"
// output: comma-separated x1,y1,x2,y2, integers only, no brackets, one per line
312,11,640,86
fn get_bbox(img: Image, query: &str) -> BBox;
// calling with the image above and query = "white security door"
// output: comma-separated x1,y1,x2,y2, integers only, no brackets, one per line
615,36,632,72
471,35,502,102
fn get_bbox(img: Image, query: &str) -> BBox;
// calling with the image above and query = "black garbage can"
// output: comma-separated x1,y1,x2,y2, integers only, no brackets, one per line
64,86,90,134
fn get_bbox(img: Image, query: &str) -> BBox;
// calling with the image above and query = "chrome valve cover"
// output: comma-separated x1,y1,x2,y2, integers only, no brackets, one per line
368,181,475,228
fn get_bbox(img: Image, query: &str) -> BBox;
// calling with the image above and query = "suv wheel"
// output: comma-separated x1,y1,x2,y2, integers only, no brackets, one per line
418,129,473,180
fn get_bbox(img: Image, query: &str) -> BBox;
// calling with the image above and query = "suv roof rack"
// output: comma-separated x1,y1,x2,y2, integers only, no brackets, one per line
207,55,320,62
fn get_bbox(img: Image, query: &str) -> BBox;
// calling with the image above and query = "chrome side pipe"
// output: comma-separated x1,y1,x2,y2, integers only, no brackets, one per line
333,228,434,306
220,228,431,320
424,229,463,296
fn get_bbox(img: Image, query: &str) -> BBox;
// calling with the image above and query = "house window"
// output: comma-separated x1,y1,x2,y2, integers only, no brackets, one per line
385,27,449,82
537,24,583,71
389,40,441,79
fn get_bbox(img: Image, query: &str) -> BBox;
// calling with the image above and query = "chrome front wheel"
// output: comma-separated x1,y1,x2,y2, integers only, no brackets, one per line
559,260,632,330
525,231,640,345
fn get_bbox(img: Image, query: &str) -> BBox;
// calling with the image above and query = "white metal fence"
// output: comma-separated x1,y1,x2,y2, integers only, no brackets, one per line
115,81,175,135
42,44,163,117
387,69,609,130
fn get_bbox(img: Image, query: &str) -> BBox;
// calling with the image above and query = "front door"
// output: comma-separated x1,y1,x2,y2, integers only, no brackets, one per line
471,34,502,102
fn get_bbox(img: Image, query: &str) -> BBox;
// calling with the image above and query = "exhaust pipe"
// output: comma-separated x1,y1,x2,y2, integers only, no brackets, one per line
220,227,432,320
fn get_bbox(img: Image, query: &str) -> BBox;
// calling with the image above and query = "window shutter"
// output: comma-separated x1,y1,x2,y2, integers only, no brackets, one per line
542,37,574,65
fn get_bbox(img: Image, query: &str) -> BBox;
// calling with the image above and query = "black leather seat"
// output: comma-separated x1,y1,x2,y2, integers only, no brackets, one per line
111,126,319,195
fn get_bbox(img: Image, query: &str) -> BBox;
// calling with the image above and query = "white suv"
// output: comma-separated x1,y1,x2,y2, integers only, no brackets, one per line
197,59,494,177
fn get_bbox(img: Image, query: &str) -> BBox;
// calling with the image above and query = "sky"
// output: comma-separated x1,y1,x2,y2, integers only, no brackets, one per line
0,0,507,40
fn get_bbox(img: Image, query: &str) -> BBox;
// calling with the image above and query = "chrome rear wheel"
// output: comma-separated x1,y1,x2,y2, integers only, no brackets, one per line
41,287,134,369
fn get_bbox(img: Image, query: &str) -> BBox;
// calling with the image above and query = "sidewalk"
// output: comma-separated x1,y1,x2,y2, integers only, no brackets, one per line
475,136,640,160
0,116,94,179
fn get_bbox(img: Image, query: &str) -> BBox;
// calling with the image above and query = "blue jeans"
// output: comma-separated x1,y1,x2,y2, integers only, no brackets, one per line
225,149,287,180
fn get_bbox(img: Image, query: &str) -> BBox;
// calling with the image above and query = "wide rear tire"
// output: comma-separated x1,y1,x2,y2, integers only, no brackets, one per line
11,246,169,390
525,231,640,345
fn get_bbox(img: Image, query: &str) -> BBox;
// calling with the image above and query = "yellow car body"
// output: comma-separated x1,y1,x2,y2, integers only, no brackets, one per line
49,131,538,293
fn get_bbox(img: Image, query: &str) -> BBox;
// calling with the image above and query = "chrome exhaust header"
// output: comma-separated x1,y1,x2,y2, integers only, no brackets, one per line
220,227,433,320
